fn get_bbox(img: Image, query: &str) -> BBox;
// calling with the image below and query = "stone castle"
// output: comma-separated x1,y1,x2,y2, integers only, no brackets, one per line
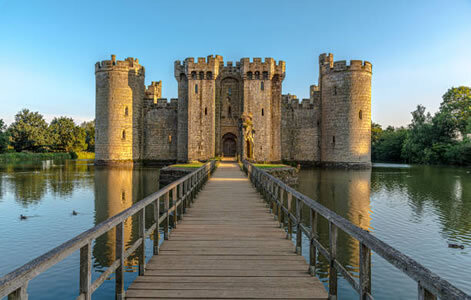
95,53,372,167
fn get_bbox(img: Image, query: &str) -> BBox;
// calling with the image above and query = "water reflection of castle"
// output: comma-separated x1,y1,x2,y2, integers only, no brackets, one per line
93,166,157,269
298,168,372,275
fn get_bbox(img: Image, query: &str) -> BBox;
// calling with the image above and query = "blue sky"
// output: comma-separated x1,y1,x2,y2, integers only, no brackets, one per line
0,0,470,127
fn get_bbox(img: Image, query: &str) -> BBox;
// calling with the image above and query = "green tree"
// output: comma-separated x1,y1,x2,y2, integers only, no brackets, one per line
9,109,49,152
373,126,407,163
401,105,434,163
81,120,95,152
440,86,471,134
0,119,9,153
49,117,86,152
371,122,383,146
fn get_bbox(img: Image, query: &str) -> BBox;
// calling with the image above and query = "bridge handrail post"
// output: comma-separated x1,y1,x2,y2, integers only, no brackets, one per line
278,186,284,228
329,221,338,299
164,192,169,240
172,187,178,228
115,221,125,300
78,242,91,300
153,198,160,255
359,242,372,300
295,196,302,255
178,183,184,221
286,192,293,240
7,283,28,300
418,283,437,300
309,208,318,275
272,182,278,221
138,208,146,276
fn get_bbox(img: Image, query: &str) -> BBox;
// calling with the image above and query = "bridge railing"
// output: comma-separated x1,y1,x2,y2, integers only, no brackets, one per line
242,160,471,300
0,160,217,300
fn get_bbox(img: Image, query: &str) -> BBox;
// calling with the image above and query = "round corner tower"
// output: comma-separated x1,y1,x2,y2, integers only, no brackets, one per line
95,55,145,164
319,53,372,168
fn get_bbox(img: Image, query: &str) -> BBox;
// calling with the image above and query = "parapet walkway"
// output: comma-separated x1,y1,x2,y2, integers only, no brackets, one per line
126,161,328,299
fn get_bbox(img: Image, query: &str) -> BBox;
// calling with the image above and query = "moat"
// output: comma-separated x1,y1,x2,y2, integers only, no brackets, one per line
0,159,470,299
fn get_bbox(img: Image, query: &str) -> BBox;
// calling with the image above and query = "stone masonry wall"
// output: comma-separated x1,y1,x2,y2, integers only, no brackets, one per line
142,99,178,161
319,55,372,167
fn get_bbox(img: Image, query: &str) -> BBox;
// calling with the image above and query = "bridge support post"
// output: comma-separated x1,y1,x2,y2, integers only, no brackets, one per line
79,242,91,300
153,198,160,255
309,209,318,275
115,222,125,300
138,208,146,275
164,192,169,240
8,283,28,300
296,197,302,255
359,242,371,300
329,222,338,300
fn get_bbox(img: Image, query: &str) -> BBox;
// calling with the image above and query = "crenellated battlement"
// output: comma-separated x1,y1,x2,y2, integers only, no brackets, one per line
282,94,313,110
240,57,286,80
95,55,145,76
319,53,372,74
146,98,178,110
174,55,224,79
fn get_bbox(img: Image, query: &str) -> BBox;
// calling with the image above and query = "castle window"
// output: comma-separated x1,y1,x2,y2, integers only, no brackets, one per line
261,81,264,91
206,71,212,80
124,106,129,116
255,71,260,79
359,110,363,120
195,84,198,93
262,108,264,116
332,136,335,145
263,71,268,79
247,72,253,80
228,87,231,96
205,107,208,115
228,106,232,117
199,71,205,80
121,191,125,201
191,71,197,79
122,130,126,140
168,135,172,143
334,86,337,95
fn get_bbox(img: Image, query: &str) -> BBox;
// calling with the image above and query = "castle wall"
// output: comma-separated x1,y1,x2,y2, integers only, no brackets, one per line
281,98,319,162
142,99,178,161
95,55,145,164
319,54,372,167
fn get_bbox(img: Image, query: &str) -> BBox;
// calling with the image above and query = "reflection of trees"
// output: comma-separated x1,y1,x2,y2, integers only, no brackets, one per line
2,159,94,207
371,165,471,242
93,166,159,271
297,168,372,279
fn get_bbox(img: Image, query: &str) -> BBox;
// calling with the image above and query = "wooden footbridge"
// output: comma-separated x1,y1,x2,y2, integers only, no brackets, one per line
1,160,470,300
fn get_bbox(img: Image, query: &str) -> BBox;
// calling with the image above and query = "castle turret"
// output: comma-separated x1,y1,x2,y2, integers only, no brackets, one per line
95,55,145,164
319,53,372,167
174,55,223,161
240,57,286,162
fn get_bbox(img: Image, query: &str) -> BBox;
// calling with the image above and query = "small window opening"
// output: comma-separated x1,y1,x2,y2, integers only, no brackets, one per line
334,86,337,95
168,135,172,143
263,71,268,79
332,136,335,145
262,108,264,116
205,107,208,115
206,71,212,80
228,87,232,96
122,130,126,140
195,84,198,93
247,72,253,80
255,71,260,80
124,106,129,116
191,71,197,79
261,81,264,91
121,191,125,201
359,110,363,120
199,71,204,80
228,106,232,117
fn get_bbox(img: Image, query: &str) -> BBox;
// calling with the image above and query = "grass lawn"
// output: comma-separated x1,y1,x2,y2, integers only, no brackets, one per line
253,163,288,169
0,152,72,162
169,162,204,168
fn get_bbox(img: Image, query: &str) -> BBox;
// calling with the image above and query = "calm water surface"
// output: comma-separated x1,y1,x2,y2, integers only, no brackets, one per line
1,160,470,299
296,163,471,299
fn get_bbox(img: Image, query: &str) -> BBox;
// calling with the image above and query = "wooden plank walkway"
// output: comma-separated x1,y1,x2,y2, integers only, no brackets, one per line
126,161,328,300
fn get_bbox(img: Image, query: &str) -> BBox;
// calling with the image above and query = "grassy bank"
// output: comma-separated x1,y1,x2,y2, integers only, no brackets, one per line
253,163,287,169
0,152,72,162
169,162,204,168
71,152,95,160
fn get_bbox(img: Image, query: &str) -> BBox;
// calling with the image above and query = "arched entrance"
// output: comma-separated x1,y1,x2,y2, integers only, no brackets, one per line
222,133,237,157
